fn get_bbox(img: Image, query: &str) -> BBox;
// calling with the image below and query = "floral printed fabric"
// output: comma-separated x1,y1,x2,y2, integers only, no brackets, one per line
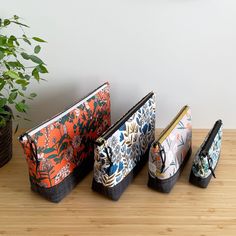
20,84,111,188
191,126,222,178
93,94,156,188
149,108,192,180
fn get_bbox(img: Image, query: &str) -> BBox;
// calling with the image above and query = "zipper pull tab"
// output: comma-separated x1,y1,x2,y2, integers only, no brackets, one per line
207,154,216,178
153,141,166,173
24,134,40,170
96,137,113,164
159,147,166,173
203,151,216,178
95,137,106,146
209,166,216,178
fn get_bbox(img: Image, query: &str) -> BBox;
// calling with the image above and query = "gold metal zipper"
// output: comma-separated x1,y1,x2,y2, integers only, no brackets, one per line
158,105,190,144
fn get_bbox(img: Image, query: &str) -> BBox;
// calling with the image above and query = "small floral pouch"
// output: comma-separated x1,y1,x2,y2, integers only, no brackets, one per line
19,83,111,202
148,105,192,193
189,120,223,188
92,92,156,200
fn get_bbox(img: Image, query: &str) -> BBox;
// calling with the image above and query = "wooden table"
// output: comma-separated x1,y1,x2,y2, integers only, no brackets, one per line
0,129,235,235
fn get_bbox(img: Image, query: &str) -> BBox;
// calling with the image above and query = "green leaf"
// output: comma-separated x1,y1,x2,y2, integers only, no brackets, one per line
4,70,21,80
7,61,24,68
32,37,47,43
0,36,7,46
21,52,30,60
36,132,43,137
9,35,16,41
18,91,25,97
43,147,56,154
9,92,17,100
15,102,28,113
37,64,48,74
47,154,57,159
32,68,40,81
0,116,6,127
23,38,31,45
3,19,10,26
0,108,11,116
24,75,31,80
18,72,24,78
8,97,14,104
16,79,29,87
1,111,11,116
34,45,41,54
0,51,4,60
0,98,7,107
57,134,67,147
7,36,16,47
5,63,10,70
30,93,37,98
29,55,44,64
59,142,68,153
15,39,20,46
61,116,68,124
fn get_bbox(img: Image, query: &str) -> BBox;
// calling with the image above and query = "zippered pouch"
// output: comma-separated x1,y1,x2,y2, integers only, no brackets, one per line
148,105,192,193
189,120,223,188
19,83,111,202
92,92,156,200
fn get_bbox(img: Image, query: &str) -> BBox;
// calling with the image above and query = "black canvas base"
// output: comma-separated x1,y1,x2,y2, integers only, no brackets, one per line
189,170,212,188
30,157,94,203
148,147,192,193
92,148,149,201
189,155,220,188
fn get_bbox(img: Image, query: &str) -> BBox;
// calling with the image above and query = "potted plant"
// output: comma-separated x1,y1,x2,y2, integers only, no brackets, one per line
0,15,48,167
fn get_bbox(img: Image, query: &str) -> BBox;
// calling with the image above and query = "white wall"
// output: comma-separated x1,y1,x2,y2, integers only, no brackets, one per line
2,0,236,129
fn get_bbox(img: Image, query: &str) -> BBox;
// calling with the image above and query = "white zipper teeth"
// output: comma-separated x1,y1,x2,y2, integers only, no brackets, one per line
24,84,108,139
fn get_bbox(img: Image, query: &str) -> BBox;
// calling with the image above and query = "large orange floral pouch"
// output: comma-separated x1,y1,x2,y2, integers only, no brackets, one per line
19,83,111,202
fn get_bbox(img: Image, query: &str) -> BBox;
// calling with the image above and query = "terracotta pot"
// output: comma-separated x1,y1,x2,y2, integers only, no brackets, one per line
0,106,12,168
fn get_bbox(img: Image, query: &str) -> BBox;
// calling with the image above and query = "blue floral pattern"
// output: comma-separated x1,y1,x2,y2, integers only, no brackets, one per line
192,126,223,178
93,95,156,187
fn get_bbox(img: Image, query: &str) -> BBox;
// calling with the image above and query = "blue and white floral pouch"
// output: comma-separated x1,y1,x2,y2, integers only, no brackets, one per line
92,92,156,200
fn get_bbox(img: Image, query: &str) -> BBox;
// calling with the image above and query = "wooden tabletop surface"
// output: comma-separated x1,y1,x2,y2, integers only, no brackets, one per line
0,129,235,236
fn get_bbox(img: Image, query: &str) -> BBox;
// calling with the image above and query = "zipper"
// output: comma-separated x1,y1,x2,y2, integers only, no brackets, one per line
19,82,109,141
152,105,190,173
153,141,166,173
96,92,154,145
156,105,190,145
200,119,222,157
200,119,222,179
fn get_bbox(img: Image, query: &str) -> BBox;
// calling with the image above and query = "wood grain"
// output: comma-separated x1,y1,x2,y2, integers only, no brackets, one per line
0,129,235,235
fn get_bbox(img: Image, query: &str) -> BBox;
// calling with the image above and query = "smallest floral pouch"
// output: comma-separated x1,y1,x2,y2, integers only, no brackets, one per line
148,105,192,193
189,120,223,188
92,92,156,200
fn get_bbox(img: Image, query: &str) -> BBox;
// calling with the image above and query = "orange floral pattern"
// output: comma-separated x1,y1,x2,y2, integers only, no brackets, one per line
20,84,111,188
